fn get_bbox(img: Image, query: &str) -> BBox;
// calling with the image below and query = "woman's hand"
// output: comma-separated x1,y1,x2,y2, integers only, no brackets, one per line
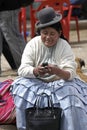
48,64,71,80
33,65,48,77
33,63,70,80
33,63,56,77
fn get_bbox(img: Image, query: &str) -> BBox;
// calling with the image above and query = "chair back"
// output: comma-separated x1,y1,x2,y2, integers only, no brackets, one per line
30,0,70,40
63,2,81,42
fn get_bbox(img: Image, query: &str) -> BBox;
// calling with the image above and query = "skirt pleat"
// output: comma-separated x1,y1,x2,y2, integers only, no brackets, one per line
10,77,87,130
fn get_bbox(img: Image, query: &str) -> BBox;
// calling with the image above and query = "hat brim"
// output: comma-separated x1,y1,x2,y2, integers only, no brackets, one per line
35,13,62,29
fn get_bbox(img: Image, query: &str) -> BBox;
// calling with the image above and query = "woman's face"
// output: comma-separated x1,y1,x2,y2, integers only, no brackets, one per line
41,27,60,47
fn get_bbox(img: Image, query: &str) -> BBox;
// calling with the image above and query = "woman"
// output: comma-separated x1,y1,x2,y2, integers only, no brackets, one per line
11,7,87,130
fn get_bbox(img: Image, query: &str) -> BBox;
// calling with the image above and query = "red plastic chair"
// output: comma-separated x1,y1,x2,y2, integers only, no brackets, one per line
29,0,70,41
63,4,81,42
19,8,27,41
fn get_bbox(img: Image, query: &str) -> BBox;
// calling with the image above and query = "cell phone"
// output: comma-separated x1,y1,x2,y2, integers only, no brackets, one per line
42,62,48,67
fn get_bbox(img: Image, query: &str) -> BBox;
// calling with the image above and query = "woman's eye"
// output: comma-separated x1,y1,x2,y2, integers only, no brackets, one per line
41,31,56,36
50,33,55,36
43,32,47,35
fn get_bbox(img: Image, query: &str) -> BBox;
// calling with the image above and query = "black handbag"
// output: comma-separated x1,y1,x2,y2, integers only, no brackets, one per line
25,93,62,130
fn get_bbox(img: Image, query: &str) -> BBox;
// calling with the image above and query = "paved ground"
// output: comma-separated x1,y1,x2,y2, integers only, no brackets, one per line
0,125,17,130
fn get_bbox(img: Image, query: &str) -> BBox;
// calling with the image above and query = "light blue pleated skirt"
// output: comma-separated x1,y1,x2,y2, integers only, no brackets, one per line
10,77,87,130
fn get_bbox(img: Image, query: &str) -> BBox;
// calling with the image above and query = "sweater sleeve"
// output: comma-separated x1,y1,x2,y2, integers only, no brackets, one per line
58,39,77,80
18,38,36,78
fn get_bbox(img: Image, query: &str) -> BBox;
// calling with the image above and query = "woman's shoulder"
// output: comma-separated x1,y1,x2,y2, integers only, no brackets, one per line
26,36,41,46
28,36,41,44
56,38,73,53
58,38,70,47
31,35,41,41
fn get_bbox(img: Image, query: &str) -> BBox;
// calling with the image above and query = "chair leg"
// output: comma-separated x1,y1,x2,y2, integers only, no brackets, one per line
19,8,27,41
75,17,80,42
62,17,70,42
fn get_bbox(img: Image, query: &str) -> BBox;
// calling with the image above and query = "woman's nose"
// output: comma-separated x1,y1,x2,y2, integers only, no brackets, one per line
46,34,51,38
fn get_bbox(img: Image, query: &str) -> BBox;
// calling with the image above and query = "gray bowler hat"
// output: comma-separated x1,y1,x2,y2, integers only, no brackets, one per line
35,7,62,29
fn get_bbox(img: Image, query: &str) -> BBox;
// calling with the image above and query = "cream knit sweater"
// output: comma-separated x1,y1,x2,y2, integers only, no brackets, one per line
18,36,77,82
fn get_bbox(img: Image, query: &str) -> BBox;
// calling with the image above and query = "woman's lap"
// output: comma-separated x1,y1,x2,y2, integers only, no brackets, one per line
11,77,87,108
10,77,87,130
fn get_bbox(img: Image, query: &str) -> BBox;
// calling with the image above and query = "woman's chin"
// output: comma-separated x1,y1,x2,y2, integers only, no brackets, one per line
44,43,54,47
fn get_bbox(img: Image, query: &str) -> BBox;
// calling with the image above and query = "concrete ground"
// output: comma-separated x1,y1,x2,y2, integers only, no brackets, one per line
0,125,17,130
0,20,87,130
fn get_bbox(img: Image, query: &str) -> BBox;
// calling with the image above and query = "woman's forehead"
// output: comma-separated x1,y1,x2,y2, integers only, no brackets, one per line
41,27,57,32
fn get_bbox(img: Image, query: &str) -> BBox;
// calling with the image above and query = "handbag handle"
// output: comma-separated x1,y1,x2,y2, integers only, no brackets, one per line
34,93,54,109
